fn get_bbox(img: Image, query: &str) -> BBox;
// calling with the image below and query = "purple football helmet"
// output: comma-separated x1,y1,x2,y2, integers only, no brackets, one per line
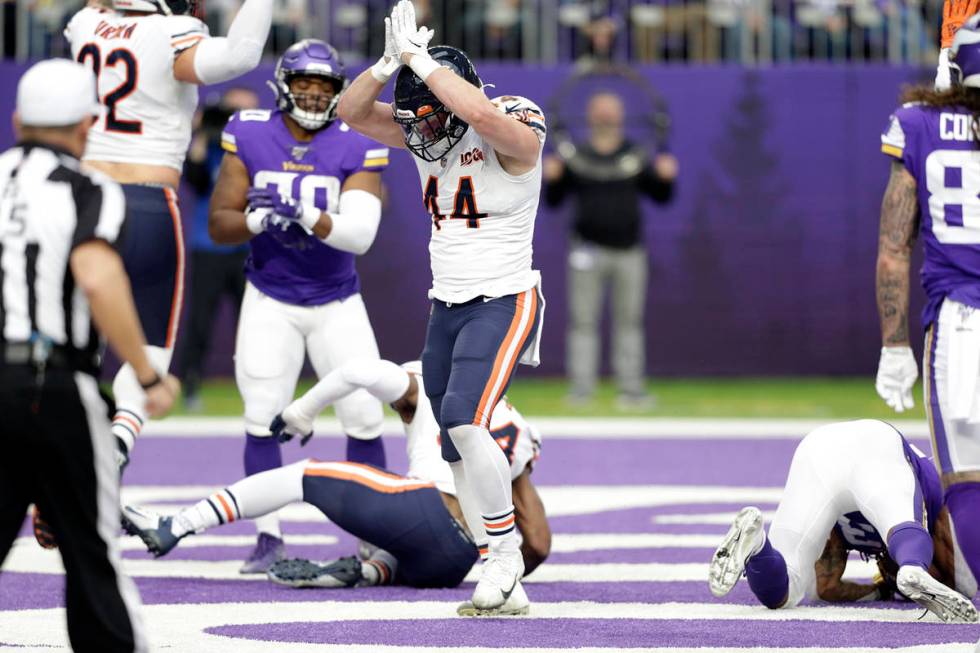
951,14,980,88
272,39,347,131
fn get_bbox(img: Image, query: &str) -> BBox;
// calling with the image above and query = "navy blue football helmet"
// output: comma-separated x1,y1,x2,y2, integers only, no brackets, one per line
393,46,481,162
272,39,347,131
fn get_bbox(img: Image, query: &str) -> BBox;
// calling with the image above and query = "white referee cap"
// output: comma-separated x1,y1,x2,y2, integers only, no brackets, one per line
16,59,102,127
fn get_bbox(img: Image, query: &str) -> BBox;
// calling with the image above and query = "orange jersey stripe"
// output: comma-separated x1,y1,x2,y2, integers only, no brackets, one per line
486,291,537,424
474,292,528,427
163,188,185,350
215,494,235,522
304,467,434,494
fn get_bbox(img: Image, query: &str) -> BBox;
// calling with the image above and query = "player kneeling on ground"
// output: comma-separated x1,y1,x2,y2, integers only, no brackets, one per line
123,359,550,615
709,419,977,623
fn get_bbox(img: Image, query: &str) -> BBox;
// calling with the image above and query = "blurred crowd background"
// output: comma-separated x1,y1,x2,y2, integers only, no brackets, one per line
0,0,945,65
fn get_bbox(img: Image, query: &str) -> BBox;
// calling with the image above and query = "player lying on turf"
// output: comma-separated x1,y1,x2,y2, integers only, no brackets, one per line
122,359,550,615
709,419,978,623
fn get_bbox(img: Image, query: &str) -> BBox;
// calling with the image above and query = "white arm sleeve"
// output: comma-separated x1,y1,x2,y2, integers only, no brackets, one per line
191,0,274,85
321,189,382,255
291,359,410,421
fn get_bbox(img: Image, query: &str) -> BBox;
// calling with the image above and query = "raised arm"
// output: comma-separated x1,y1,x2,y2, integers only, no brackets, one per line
173,0,274,85
336,18,408,149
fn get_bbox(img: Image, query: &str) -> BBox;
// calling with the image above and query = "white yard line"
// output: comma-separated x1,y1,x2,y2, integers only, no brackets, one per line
141,417,931,439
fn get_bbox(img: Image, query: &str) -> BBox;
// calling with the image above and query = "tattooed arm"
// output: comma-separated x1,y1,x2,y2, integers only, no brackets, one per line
876,161,921,347
814,531,882,602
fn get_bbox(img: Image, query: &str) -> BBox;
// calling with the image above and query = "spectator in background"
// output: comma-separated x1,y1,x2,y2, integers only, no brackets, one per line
177,87,259,411
543,91,678,408
269,0,306,54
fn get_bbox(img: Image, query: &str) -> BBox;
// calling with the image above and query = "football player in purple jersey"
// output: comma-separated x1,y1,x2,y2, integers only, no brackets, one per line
876,15,980,605
207,39,390,574
710,420,977,623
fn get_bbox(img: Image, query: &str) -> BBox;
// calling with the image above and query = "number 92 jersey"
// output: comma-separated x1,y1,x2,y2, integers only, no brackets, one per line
881,103,980,327
411,95,547,304
65,6,207,172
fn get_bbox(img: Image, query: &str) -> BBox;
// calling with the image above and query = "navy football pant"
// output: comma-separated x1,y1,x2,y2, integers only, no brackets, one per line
302,461,478,588
117,185,184,348
422,288,541,463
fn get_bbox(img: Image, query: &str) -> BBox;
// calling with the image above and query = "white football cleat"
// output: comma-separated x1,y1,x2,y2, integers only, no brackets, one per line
471,549,524,610
896,565,979,624
709,506,765,598
458,580,529,616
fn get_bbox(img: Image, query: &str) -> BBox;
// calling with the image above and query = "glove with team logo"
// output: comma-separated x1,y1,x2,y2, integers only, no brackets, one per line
875,346,919,413
370,15,402,83
390,0,436,72
246,187,321,232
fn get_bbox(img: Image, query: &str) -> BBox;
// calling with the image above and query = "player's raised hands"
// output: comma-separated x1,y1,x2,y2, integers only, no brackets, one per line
875,346,918,413
390,0,435,63
942,0,980,47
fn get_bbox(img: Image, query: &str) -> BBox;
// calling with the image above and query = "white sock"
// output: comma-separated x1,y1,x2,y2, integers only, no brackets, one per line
175,461,306,538
361,549,397,586
450,460,489,559
447,424,518,555
112,345,173,453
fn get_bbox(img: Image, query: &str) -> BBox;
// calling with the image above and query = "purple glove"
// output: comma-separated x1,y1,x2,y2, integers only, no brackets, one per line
246,187,308,226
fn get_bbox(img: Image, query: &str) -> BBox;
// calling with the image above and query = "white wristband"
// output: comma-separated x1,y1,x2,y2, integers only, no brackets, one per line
371,56,398,83
299,203,321,231
408,55,440,82
245,209,267,235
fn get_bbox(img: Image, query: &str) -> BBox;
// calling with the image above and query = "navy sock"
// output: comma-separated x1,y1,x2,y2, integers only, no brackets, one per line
745,536,789,609
346,436,386,469
886,521,933,569
244,433,282,476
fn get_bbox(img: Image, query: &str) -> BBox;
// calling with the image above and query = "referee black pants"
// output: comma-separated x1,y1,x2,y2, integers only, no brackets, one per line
0,366,146,652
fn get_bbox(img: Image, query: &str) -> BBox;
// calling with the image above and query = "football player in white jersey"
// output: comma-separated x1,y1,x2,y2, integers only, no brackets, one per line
122,359,550,613
63,0,274,471
337,0,546,613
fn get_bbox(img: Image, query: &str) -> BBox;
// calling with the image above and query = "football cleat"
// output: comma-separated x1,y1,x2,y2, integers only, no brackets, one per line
896,565,979,623
32,506,57,550
121,506,183,557
267,556,363,588
709,506,765,598
240,532,286,574
458,580,530,616
471,549,524,610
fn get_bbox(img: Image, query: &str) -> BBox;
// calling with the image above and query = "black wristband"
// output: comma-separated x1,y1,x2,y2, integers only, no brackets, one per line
139,373,162,390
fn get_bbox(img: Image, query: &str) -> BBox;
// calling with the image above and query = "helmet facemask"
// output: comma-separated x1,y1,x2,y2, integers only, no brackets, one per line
394,105,467,162
276,72,345,131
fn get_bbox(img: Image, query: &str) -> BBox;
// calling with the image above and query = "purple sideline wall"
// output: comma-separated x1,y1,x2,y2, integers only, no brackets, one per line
0,62,932,376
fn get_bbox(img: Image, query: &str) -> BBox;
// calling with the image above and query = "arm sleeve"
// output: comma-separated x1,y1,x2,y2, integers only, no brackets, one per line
491,95,548,146
321,189,382,256
190,0,273,85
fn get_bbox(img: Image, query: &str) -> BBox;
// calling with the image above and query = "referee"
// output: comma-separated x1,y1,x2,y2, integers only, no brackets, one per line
0,60,179,652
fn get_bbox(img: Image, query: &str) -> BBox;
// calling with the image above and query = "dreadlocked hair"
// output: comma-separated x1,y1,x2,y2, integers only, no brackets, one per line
901,84,980,144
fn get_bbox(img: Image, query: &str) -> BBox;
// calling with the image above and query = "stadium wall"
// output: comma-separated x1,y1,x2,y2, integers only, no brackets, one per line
0,62,932,376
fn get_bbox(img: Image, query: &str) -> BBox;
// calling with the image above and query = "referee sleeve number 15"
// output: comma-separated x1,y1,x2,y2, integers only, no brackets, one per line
77,44,142,135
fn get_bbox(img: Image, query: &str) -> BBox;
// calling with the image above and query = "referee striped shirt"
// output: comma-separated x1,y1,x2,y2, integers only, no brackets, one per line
0,141,126,363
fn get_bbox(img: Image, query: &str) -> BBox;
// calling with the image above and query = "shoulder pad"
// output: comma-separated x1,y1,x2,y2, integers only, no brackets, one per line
491,95,546,142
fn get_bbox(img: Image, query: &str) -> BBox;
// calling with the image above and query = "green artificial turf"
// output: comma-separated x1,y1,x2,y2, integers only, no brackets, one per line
171,377,926,420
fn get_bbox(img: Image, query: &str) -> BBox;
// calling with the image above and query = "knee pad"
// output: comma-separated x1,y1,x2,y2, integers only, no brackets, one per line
335,389,384,440
242,386,286,436
441,391,477,431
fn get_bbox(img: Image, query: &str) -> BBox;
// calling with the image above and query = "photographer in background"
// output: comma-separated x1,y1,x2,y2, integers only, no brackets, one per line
544,91,677,408
177,87,259,410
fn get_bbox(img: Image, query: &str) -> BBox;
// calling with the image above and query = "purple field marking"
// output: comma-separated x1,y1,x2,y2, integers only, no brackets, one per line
208,618,980,648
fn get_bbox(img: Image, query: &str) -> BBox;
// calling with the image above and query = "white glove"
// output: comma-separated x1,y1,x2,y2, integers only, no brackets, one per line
271,401,315,445
875,346,919,413
936,48,952,91
370,16,402,83
391,0,435,62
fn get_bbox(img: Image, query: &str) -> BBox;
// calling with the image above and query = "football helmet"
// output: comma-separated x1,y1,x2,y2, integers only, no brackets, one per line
950,14,980,88
112,0,204,18
393,45,481,162
272,39,348,131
